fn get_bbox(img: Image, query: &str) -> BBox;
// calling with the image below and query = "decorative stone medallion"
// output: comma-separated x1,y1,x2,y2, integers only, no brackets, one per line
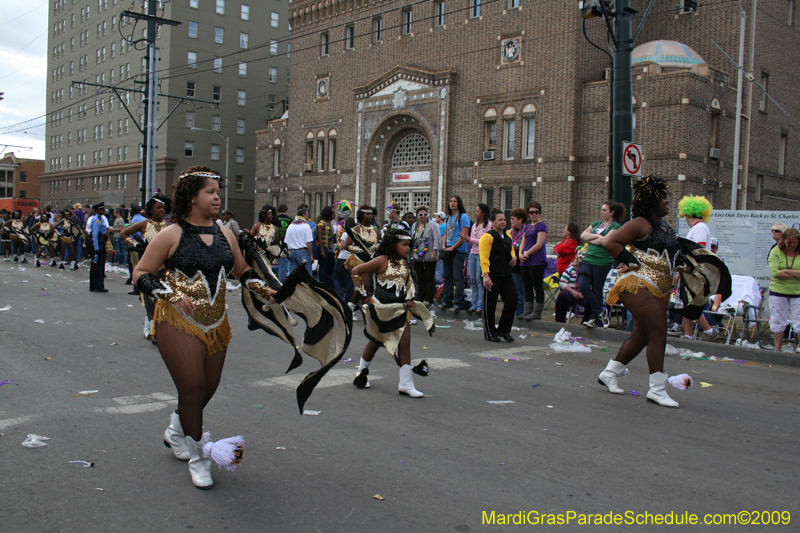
392,88,408,110
501,38,521,63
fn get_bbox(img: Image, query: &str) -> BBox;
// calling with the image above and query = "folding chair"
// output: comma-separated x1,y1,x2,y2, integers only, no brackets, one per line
542,273,560,310
601,269,626,329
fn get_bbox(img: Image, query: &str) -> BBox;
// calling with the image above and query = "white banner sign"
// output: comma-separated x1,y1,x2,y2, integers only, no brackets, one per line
676,210,800,288
392,171,430,183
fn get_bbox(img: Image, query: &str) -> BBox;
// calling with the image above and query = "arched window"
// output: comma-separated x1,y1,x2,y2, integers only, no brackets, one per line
391,133,431,168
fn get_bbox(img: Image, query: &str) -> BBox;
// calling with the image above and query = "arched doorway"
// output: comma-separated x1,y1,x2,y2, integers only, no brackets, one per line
385,131,432,213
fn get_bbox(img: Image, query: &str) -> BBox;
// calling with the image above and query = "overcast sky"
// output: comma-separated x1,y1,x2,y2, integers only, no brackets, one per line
0,2,48,161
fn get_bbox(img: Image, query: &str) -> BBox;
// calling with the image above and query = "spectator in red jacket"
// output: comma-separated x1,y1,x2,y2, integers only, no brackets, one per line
554,223,580,275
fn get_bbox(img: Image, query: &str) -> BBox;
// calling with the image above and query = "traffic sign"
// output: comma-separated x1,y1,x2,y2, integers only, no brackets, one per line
622,141,643,177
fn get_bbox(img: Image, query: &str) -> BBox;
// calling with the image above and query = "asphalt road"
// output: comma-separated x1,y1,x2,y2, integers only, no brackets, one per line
1,262,798,532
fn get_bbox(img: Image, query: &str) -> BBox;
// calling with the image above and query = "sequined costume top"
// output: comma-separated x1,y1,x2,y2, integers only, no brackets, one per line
256,223,278,247
607,218,680,304
373,259,412,304
144,220,168,243
153,220,235,355
356,225,379,246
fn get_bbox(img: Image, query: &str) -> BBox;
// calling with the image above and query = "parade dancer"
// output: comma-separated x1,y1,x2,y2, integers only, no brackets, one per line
3,210,30,263
351,230,434,397
56,209,81,270
120,194,172,342
250,204,283,263
31,216,59,267
601,176,730,408
343,205,380,319
133,166,248,489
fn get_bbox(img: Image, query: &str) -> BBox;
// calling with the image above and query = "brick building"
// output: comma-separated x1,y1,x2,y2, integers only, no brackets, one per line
41,0,290,227
255,1,798,232
0,152,44,201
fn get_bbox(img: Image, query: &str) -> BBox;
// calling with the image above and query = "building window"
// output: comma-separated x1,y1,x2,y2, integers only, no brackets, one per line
373,18,383,42
187,81,195,97
188,51,197,68
237,90,246,106
189,21,197,38
509,0,520,8
212,114,221,131
759,72,769,113
185,111,195,128
788,0,795,26
240,32,248,49
241,4,249,20
271,12,279,28
482,188,494,208
305,140,314,168
755,174,764,201
235,175,244,191
215,27,224,43
216,0,225,15
504,119,516,159
345,25,355,49
402,9,412,34
317,140,326,172
185,141,194,157
472,0,481,18
501,188,514,218
273,146,281,175
270,40,278,54
709,113,719,149
235,147,244,163
269,67,277,83
238,62,247,77
485,121,496,152
236,118,245,135
329,138,337,170
435,2,445,26
321,32,329,55
522,118,535,158
212,85,221,101
778,134,787,175
20,171,27,183
214,57,222,73
211,144,220,161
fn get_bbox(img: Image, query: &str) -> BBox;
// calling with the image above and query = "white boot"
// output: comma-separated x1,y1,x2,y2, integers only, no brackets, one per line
398,364,423,398
185,435,213,489
163,411,190,461
348,301,359,322
143,317,151,339
646,372,679,408
353,358,371,389
598,359,626,394
71,261,78,270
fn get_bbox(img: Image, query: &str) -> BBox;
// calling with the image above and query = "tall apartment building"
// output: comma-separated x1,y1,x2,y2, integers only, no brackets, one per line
42,0,290,227
255,0,798,228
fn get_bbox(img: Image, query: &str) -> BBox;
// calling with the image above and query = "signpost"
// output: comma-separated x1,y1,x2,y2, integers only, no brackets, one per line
622,141,643,177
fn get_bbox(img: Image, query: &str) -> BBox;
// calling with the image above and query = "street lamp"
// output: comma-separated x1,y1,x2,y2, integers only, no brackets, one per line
190,127,229,212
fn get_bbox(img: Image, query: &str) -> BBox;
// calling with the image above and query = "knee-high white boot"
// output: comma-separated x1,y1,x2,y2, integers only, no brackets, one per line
646,372,679,408
185,435,213,489
143,317,151,339
163,411,190,461
398,364,423,397
353,358,370,389
598,359,627,394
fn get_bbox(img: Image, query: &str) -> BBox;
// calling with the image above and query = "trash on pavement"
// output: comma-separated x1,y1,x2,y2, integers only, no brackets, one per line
22,434,50,448
630,390,641,396
699,382,713,388
463,319,482,331
0,305,11,311
303,410,321,415
553,328,571,342
373,495,385,501
34,319,45,324
68,460,95,467
486,400,515,404
548,342,591,353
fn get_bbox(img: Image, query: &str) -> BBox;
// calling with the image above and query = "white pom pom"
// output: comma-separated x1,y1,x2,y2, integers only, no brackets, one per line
202,433,246,471
668,373,693,390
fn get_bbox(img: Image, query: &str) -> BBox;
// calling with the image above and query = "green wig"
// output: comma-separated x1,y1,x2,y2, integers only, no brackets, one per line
678,195,713,223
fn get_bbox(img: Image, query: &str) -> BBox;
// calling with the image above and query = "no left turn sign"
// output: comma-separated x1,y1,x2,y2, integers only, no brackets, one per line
622,141,643,177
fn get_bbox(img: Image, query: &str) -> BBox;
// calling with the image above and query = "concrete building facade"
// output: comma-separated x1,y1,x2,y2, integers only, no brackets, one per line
255,0,798,231
42,0,290,227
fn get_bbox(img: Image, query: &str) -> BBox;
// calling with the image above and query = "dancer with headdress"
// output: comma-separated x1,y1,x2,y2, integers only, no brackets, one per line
351,230,434,398
134,165,351,489
600,176,730,408
343,204,380,318
249,204,284,264
56,209,82,270
3,210,30,264
677,195,720,341
31,215,60,267
121,194,172,343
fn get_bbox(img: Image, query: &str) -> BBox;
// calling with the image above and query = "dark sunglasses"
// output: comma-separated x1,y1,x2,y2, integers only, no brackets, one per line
772,229,782,233
529,210,540,215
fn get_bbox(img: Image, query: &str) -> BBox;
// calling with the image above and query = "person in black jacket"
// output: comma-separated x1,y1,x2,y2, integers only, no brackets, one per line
479,211,518,342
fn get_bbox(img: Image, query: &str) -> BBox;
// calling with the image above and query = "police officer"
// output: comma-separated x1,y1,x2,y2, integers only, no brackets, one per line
90,202,109,292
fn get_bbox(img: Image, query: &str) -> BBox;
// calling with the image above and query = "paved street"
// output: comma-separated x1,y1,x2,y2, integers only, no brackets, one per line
1,262,798,532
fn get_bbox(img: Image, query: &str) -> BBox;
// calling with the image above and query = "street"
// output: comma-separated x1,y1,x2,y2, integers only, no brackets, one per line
1,262,798,532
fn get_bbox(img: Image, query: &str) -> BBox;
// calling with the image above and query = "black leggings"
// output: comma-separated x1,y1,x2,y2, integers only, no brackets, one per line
521,264,546,304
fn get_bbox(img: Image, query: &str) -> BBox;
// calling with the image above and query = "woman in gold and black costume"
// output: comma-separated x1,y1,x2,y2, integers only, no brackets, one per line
3,210,30,263
249,204,284,264
56,209,81,270
342,204,380,317
31,214,59,267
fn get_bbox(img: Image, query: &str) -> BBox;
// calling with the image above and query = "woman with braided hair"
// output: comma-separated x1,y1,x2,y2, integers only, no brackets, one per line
351,229,434,398
599,176,683,408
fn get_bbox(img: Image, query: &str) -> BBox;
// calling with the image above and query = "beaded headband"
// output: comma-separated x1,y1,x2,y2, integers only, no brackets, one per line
396,235,412,240
177,171,228,184
151,198,165,205
360,209,373,214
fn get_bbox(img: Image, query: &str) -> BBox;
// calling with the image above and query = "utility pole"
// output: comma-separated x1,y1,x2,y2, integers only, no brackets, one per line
120,2,180,206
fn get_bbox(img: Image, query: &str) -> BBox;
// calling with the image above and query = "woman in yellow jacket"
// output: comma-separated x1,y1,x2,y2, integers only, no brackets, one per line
479,211,518,342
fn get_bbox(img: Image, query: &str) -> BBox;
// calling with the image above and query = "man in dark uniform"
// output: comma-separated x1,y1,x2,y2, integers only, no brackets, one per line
90,202,109,292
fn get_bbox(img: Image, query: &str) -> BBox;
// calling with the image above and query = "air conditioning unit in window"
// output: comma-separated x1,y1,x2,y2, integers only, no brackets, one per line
483,150,496,161
709,147,721,159
303,163,313,172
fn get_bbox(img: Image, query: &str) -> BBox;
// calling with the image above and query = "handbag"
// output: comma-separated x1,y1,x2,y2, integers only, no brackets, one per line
439,249,455,262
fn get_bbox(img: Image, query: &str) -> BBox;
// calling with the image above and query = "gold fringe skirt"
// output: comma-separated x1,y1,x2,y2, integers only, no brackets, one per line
344,254,367,295
153,299,232,357
606,246,674,305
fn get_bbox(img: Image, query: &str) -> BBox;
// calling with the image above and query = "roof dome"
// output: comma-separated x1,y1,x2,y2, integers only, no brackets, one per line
632,40,706,68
